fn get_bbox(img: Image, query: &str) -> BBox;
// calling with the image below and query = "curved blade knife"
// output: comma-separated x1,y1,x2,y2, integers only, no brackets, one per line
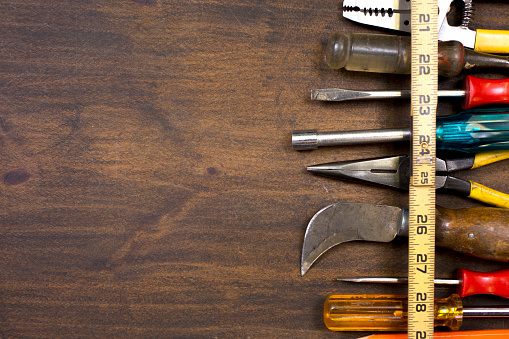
301,202,509,275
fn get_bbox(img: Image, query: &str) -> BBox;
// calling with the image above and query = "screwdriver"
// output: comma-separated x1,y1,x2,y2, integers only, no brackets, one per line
326,32,509,78
335,268,509,298
356,329,509,339
324,294,509,331
311,75,509,110
292,110,509,153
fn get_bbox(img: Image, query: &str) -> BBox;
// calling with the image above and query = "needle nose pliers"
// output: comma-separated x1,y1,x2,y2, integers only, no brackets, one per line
307,150,509,208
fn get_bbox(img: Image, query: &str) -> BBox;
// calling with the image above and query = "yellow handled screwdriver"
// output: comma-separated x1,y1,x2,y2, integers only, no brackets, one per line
324,294,509,332
357,329,509,339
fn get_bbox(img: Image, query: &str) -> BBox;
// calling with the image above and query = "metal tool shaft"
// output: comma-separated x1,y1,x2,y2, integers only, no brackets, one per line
292,129,412,150
311,88,465,102
336,277,460,285
463,308,509,317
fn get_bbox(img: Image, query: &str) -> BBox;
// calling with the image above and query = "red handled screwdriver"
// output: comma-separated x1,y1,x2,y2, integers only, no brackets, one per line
311,75,509,110
336,268,509,298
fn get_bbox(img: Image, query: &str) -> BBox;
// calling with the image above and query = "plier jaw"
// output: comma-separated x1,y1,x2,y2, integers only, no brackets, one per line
307,151,509,208
307,155,411,190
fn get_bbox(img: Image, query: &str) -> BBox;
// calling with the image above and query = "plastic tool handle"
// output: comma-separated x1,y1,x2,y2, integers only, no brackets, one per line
435,206,509,262
468,181,509,209
472,150,509,169
436,112,509,153
360,329,509,339
463,76,509,109
323,294,463,331
457,268,509,298
475,30,509,54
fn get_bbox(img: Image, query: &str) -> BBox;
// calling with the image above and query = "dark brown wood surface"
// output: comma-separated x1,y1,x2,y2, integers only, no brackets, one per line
1,1,508,337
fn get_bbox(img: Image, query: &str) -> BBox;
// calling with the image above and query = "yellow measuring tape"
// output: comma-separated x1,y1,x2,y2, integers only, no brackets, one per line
409,0,438,338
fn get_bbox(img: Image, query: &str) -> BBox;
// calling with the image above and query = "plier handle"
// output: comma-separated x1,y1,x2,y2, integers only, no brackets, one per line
307,150,509,208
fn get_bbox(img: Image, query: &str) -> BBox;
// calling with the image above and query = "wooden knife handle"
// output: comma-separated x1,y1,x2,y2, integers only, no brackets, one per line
436,206,509,262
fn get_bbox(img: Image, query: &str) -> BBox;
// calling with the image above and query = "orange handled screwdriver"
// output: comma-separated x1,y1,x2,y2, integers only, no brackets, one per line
324,294,509,331
336,268,509,298
356,329,509,339
311,75,509,110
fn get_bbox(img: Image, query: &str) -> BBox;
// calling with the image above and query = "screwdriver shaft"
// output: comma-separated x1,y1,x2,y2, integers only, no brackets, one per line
336,277,460,285
463,308,509,317
292,129,411,150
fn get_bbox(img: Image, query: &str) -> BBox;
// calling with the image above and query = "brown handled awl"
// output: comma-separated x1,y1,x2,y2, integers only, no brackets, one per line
301,203,509,275
326,32,509,78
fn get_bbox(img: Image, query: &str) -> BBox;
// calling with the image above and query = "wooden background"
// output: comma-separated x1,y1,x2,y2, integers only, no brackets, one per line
1,0,508,337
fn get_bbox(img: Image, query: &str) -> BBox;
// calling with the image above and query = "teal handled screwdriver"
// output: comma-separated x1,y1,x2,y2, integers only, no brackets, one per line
292,109,509,153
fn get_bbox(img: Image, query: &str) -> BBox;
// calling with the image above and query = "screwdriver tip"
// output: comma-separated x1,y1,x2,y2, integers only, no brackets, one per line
310,90,330,101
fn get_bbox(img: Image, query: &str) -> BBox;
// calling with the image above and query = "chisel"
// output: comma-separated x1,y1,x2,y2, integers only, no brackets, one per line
335,268,509,298
311,75,509,110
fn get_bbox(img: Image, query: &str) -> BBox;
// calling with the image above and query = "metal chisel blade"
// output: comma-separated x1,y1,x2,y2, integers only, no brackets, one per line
342,0,411,33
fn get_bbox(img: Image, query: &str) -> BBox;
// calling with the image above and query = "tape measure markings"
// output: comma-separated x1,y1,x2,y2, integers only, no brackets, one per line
409,0,438,338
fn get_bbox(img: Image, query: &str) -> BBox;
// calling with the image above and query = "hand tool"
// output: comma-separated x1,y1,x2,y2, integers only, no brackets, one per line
326,32,509,78
335,268,509,298
300,202,509,275
292,110,509,153
324,293,509,331
355,329,509,339
311,75,509,110
306,151,509,208
342,0,509,53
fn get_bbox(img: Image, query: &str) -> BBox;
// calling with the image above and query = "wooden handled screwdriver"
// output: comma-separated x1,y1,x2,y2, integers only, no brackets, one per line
336,268,509,298
326,32,509,78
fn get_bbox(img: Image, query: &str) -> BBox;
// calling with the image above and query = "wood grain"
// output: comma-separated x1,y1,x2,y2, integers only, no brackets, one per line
0,1,508,337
